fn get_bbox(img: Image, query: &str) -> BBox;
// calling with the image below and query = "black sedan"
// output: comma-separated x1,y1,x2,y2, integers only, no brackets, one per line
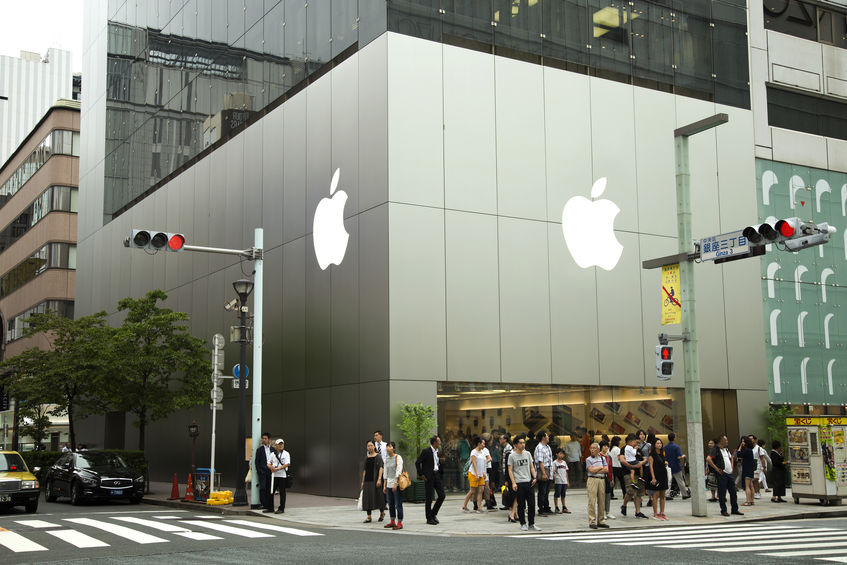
44,451,144,505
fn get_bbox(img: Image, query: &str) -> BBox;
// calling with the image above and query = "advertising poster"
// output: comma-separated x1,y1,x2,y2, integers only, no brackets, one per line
661,264,681,325
790,446,810,464
788,428,808,445
837,464,847,487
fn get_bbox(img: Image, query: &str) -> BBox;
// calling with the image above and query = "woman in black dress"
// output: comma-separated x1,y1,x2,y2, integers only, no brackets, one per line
770,440,787,503
360,440,385,522
649,437,668,520
737,436,755,505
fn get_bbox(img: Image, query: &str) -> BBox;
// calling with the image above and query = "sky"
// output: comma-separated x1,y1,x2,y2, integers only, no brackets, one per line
0,0,84,72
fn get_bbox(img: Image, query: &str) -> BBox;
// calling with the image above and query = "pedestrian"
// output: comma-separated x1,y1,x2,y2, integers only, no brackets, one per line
750,435,767,499
61,442,71,453
600,441,615,519
566,434,582,487
757,438,771,494
585,442,610,529
769,440,787,503
415,435,446,525
490,433,501,491
462,436,487,514
736,436,755,506
707,435,743,517
372,430,388,462
482,435,496,510
255,431,274,513
361,440,385,523
268,438,289,514
382,441,404,529
706,438,719,502
642,432,654,507
457,432,471,492
508,434,541,531
552,448,570,514
534,431,553,515
648,437,668,520
664,432,690,499
619,433,648,519
609,436,624,499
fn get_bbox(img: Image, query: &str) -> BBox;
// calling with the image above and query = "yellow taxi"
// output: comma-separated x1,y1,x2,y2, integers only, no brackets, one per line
0,451,40,513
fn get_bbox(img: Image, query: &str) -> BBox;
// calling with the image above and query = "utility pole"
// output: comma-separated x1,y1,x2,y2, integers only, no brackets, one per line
674,113,728,518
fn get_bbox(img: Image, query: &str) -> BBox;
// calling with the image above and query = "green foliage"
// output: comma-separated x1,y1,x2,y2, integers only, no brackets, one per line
105,290,209,450
17,404,52,448
765,405,793,446
0,310,115,449
398,402,437,458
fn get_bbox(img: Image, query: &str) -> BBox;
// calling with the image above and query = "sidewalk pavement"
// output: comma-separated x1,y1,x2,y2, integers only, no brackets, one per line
144,481,847,536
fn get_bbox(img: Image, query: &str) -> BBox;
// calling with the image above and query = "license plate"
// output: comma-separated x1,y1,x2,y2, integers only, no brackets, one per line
0,495,10,502
110,489,123,495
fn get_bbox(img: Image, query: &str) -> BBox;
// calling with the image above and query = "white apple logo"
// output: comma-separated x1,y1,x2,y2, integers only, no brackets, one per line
561,177,623,271
313,168,349,270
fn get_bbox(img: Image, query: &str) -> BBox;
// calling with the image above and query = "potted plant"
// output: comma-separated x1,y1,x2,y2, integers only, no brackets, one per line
397,402,436,503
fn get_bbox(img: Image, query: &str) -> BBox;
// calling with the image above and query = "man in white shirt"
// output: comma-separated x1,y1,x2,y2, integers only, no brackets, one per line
750,434,767,499
268,438,290,514
707,435,742,517
372,430,388,463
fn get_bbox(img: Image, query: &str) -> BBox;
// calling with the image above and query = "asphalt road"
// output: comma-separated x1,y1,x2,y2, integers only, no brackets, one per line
2,498,847,564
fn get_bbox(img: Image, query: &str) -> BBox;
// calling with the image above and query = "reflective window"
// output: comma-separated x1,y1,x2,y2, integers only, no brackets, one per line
6,299,75,343
0,130,79,209
767,85,847,141
0,243,77,299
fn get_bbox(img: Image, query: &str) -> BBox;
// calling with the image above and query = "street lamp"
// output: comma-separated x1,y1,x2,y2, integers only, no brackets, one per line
232,278,254,507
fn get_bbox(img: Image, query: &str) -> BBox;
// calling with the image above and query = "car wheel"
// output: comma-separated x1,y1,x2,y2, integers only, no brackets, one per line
70,481,83,506
45,479,57,502
25,498,38,513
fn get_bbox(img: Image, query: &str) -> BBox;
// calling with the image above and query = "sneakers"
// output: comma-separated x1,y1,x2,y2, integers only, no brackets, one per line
383,521,396,528
462,507,470,513
754,493,761,499
521,524,528,531
635,512,649,519
476,510,485,514
606,513,615,519
620,505,627,516
393,521,403,530
660,513,668,520
530,524,542,531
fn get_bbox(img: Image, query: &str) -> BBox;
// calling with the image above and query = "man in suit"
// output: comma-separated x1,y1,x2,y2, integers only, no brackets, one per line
255,431,273,512
415,434,445,525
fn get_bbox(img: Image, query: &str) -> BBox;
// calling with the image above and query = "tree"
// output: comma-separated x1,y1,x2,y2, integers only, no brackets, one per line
106,290,208,450
17,402,52,449
0,310,114,450
398,402,437,459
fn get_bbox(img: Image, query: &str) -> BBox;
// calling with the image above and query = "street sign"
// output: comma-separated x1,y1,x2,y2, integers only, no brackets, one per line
233,364,249,379
211,386,223,403
213,333,225,349
212,374,224,387
699,230,749,261
210,403,222,411
232,378,249,390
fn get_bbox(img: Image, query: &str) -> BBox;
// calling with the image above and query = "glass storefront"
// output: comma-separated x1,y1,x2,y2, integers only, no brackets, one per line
437,382,738,489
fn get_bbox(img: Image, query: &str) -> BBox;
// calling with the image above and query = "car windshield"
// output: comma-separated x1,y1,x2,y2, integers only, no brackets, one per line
0,453,27,472
77,452,127,469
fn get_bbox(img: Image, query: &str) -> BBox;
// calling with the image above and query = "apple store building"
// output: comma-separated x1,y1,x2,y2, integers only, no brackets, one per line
77,1,766,496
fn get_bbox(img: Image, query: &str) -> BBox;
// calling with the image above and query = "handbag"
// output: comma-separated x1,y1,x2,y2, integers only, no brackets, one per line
396,455,411,490
285,474,294,489
356,489,363,511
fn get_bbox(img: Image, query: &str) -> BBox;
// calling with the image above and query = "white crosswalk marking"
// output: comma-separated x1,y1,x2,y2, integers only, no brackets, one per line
625,527,833,546
663,533,840,549
523,522,781,539
760,546,847,558
179,520,274,538
819,558,847,563
14,520,60,529
112,516,222,541
63,518,169,544
47,529,110,548
224,520,324,537
0,529,48,552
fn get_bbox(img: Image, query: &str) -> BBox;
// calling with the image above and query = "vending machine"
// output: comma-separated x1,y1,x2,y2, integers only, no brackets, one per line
786,416,847,505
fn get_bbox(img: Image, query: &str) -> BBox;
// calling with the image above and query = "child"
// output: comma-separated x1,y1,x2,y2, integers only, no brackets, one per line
552,448,571,514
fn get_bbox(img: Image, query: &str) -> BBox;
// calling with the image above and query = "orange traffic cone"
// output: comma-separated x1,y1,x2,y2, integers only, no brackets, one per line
168,473,181,500
184,473,195,502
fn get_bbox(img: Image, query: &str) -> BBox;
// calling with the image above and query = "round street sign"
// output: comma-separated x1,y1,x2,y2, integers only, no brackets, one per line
233,364,249,379
213,375,224,387
213,333,225,349
211,386,223,403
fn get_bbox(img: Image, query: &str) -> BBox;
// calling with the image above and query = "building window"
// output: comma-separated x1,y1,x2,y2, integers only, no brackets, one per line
0,130,79,209
0,186,78,254
0,243,76,299
764,0,847,48
5,300,75,343
767,84,847,141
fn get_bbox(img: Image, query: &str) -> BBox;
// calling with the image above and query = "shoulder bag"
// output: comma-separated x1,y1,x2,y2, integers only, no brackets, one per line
396,455,411,490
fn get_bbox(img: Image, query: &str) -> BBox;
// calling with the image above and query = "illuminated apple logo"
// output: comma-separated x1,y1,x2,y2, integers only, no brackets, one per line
313,168,349,270
561,177,623,271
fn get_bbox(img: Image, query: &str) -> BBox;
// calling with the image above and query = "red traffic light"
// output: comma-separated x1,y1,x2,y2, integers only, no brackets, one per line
779,222,795,238
168,234,185,251
661,346,672,360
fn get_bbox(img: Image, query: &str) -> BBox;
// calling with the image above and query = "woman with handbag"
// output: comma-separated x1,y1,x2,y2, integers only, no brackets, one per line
361,440,385,523
382,442,405,529
269,439,290,514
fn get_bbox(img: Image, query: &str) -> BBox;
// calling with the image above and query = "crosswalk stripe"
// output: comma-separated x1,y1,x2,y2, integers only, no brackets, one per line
180,520,274,538
760,547,847,558
538,526,796,541
111,516,222,541
710,540,847,553
621,527,833,546
553,525,805,544
661,533,842,549
0,529,48,552
153,516,183,520
529,523,783,540
63,518,169,544
224,520,323,537
818,558,847,563
14,520,60,529
46,529,109,548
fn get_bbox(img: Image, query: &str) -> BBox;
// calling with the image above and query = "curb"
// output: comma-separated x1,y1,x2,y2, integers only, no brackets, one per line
142,497,255,516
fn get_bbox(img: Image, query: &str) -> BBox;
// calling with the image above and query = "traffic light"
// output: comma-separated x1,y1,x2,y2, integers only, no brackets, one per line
742,218,836,252
125,229,185,251
656,345,673,380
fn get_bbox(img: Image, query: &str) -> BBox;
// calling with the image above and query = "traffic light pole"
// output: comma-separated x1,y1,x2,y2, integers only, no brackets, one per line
674,114,728,518
250,229,263,509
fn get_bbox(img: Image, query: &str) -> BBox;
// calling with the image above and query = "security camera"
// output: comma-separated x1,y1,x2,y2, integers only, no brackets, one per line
224,298,238,311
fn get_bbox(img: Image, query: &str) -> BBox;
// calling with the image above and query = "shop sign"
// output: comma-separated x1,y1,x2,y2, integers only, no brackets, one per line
791,466,812,485
786,416,845,426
